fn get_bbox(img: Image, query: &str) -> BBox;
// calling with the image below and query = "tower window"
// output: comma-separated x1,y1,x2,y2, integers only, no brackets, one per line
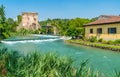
34,18,36,21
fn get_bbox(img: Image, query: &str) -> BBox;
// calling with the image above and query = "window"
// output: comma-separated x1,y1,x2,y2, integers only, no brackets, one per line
34,18,36,21
108,28,116,34
90,29,93,34
28,17,29,20
97,28,102,34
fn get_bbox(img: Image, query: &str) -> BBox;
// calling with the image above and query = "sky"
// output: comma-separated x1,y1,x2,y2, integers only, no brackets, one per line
0,0,120,21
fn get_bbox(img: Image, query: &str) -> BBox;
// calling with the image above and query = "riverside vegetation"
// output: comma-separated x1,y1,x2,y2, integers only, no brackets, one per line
0,48,120,77
66,36,120,51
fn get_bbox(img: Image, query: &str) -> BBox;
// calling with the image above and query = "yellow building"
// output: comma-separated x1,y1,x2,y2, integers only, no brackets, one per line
85,15,120,40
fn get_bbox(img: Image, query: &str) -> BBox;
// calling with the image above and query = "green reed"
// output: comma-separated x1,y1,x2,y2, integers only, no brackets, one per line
0,48,117,77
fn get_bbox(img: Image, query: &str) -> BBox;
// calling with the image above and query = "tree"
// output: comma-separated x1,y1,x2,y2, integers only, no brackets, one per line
5,18,18,32
0,5,7,39
17,15,22,24
40,18,91,37
0,5,6,24
0,5,18,39
65,18,90,37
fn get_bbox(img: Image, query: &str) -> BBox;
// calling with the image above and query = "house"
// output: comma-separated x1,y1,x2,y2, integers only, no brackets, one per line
85,15,120,40
17,12,40,30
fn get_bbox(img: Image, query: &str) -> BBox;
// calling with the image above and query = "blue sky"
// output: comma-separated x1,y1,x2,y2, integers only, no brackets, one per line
0,0,120,21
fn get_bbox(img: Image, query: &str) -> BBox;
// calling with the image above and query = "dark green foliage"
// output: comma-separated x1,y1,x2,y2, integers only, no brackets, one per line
17,28,40,36
114,39,120,45
40,18,91,37
5,18,18,32
101,39,120,45
66,26,80,38
98,38,103,42
17,15,22,24
18,28,29,35
107,40,114,44
89,36,97,42
0,5,6,39
0,5,6,24
90,17,98,22
0,5,19,40
76,60,89,77
115,70,120,77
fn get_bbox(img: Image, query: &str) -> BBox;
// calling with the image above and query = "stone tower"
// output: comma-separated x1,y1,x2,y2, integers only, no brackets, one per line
17,12,40,30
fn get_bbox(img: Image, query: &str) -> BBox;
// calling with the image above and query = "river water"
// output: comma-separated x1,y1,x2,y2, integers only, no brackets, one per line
0,35,120,77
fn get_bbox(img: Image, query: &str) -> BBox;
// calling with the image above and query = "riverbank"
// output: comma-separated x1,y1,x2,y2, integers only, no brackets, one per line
65,40,120,52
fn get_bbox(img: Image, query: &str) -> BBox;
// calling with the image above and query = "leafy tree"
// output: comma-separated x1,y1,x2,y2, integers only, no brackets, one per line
5,18,14,30
0,5,8,39
17,15,22,24
65,18,90,37
0,5,19,40
40,18,91,37
0,5,6,24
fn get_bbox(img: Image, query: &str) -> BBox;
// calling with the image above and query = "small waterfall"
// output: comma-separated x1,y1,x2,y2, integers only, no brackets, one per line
1,35,60,44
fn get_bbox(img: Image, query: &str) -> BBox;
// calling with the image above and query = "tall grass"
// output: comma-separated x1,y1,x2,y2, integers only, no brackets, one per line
0,48,117,77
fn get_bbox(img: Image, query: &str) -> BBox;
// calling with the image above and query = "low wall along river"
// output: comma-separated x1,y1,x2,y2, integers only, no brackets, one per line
0,35,120,77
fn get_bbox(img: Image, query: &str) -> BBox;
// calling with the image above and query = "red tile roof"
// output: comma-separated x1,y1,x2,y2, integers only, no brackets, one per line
85,15,120,26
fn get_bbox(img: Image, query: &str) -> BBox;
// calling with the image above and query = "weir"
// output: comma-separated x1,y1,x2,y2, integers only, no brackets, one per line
1,35,60,44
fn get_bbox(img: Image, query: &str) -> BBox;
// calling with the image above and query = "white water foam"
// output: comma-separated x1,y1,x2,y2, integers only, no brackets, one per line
31,34,59,38
60,36,72,40
1,38,59,45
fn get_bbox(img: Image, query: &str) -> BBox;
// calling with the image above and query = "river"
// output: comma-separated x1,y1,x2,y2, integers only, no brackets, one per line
0,35,120,77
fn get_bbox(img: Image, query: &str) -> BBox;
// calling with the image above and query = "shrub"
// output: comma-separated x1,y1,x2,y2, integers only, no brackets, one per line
98,38,103,42
2,32,9,39
89,36,97,42
114,39,120,45
107,40,114,44
102,40,107,44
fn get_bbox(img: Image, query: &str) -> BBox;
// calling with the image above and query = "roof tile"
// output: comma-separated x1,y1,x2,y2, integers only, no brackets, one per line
85,15,120,26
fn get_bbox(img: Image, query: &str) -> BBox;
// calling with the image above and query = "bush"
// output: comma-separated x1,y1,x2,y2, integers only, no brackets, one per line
2,32,9,39
89,36,97,42
114,39,120,45
98,38,103,42
107,40,114,44
102,40,107,44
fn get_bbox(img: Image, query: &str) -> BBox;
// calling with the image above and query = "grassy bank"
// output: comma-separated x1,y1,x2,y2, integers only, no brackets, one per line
65,40,120,52
0,48,110,77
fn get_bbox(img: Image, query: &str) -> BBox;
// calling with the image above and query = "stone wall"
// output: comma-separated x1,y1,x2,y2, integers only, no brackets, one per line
17,12,40,30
